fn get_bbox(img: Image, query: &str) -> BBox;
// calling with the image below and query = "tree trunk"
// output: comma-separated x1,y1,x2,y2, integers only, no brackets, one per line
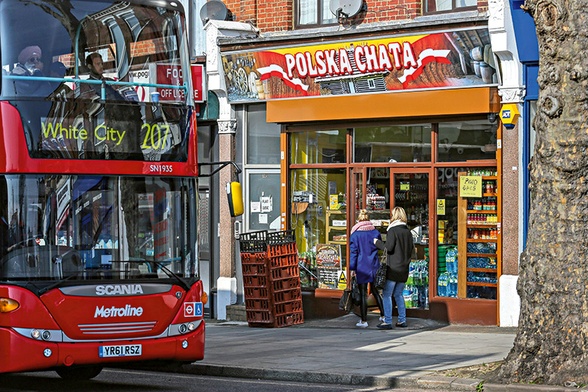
496,0,588,385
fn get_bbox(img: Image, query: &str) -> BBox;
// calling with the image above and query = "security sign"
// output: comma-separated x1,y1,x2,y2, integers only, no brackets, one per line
500,103,520,129
184,302,203,318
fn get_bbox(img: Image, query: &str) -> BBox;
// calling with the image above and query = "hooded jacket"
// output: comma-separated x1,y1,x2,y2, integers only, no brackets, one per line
375,220,414,283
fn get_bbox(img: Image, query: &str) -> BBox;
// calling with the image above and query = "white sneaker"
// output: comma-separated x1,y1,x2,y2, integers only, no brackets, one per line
356,321,368,328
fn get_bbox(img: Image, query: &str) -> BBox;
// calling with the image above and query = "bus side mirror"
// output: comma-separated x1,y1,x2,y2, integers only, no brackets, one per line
226,181,244,217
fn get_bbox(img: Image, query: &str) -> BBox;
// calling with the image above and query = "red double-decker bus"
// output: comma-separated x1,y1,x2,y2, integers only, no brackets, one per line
0,0,208,379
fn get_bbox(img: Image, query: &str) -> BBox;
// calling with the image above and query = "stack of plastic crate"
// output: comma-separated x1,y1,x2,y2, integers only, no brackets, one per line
239,230,304,328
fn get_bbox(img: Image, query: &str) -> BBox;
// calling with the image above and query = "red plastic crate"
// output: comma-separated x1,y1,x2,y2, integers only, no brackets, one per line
244,286,270,299
268,254,298,268
272,277,301,292
243,275,269,287
273,310,304,328
245,298,272,310
267,242,297,258
241,252,268,263
246,309,274,324
269,265,299,280
242,262,268,276
275,300,303,315
272,288,301,303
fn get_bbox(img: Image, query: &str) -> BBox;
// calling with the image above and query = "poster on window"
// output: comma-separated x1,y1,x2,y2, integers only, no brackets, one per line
315,244,342,290
315,244,341,268
317,266,341,290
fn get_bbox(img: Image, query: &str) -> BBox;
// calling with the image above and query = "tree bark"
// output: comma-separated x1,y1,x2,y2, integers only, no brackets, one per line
496,0,588,385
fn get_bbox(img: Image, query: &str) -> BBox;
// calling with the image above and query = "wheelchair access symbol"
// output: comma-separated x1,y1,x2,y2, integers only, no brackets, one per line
184,302,203,318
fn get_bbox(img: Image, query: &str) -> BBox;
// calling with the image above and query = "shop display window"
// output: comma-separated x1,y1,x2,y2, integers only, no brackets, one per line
437,119,498,162
290,168,346,289
354,124,432,162
435,167,499,300
290,129,347,165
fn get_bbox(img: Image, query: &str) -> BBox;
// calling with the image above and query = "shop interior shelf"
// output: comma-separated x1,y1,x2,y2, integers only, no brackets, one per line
467,267,497,273
467,282,497,287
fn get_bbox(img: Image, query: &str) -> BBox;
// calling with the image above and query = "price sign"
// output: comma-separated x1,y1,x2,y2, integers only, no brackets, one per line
400,182,410,191
459,175,482,197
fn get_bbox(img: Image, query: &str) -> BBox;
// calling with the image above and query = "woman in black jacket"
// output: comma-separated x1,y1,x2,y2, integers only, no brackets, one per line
374,206,414,329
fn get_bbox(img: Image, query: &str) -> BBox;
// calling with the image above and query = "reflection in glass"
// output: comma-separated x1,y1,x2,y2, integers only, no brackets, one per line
354,124,432,162
290,168,346,289
290,129,346,164
437,119,498,162
247,105,280,164
0,0,190,161
0,175,196,281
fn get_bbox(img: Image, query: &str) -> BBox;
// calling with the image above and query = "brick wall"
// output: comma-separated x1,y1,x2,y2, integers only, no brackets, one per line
223,0,487,32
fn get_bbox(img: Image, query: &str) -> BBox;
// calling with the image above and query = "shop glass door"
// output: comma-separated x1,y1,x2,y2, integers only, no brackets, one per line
391,171,430,310
353,168,430,309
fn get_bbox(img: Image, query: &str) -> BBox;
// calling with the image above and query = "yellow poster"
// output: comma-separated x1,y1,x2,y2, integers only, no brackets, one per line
459,175,483,197
338,271,347,290
400,182,410,191
437,199,446,215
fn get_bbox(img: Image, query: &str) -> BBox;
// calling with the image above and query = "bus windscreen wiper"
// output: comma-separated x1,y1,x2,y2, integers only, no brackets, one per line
38,272,82,295
126,258,191,291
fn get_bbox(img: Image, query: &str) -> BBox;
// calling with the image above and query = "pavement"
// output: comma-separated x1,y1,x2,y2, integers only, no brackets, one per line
162,312,586,392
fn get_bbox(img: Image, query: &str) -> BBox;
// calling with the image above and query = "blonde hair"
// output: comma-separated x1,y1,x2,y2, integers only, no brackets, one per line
357,209,370,222
390,206,407,223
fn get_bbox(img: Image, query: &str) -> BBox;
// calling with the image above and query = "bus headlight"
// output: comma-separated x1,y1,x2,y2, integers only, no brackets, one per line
0,298,19,313
31,329,52,341
31,329,41,339
178,322,196,334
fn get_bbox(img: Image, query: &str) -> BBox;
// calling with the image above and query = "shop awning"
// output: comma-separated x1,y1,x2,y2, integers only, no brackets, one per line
267,87,499,123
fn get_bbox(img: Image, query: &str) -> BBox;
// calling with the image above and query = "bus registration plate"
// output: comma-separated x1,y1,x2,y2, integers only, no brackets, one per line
99,344,142,358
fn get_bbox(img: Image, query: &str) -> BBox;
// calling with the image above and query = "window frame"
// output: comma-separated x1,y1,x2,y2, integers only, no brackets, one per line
424,0,477,15
294,0,338,29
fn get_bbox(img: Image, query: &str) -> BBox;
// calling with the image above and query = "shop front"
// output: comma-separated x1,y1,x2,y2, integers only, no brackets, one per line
282,117,501,325
222,25,503,324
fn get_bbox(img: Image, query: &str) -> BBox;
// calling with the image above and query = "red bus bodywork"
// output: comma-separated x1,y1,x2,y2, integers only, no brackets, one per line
0,0,205,376
0,282,205,373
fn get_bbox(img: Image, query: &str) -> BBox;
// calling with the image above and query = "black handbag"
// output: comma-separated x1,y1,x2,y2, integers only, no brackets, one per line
375,262,387,289
350,276,361,305
338,288,353,313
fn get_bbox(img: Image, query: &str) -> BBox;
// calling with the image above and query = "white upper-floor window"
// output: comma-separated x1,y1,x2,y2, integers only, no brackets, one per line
296,0,338,28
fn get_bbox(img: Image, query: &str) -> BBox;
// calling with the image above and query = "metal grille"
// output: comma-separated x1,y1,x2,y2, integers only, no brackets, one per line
78,321,157,335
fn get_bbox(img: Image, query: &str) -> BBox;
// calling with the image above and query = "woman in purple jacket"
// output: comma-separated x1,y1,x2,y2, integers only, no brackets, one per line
349,209,384,328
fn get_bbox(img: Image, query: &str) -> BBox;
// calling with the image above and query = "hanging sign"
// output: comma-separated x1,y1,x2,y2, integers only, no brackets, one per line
459,175,483,197
400,182,410,191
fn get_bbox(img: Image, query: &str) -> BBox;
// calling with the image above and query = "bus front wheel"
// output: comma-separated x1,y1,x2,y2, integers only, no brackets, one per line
56,365,103,380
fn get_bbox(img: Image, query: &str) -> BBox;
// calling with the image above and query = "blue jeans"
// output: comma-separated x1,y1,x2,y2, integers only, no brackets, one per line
381,279,406,324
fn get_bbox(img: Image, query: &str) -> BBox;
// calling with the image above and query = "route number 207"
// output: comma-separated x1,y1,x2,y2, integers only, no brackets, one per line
141,123,171,150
